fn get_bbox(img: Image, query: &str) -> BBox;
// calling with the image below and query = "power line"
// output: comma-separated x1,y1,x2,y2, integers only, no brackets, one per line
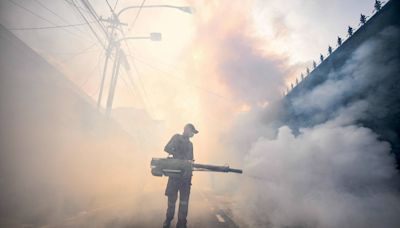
47,49,99,55
125,54,236,106
59,42,99,63
80,0,108,36
6,0,94,42
123,56,155,117
34,0,73,25
101,0,154,114
128,0,146,31
105,0,113,12
118,0,155,112
114,15,154,114
80,50,104,88
89,52,108,98
76,0,118,110
70,0,107,50
8,0,55,25
64,0,91,14
62,0,105,45
115,1,154,114
117,57,155,117
119,71,146,108
113,0,119,10
119,41,155,115
129,45,186,74
34,0,90,35
6,21,97,30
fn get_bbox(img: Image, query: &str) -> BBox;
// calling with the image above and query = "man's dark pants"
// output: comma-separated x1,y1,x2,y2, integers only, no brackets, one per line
165,176,191,227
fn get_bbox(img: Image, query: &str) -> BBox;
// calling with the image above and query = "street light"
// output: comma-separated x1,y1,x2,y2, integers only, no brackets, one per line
115,33,162,43
178,6,194,14
116,5,194,17
98,4,192,113
150,33,162,41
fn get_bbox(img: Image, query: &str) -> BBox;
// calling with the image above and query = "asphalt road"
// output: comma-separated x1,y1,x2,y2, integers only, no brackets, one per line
34,187,243,228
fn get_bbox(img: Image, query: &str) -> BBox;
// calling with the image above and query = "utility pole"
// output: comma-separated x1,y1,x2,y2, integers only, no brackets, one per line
105,43,121,116
95,3,192,116
97,14,127,110
98,15,162,115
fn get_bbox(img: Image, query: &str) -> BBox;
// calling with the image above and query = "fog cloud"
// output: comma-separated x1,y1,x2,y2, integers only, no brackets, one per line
230,27,400,227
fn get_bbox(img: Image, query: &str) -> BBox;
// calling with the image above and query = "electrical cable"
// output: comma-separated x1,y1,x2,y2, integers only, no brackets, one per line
63,0,94,34
6,21,98,30
105,0,113,11
59,42,99,63
117,5,156,116
64,0,90,13
123,57,155,116
6,0,93,42
80,50,104,88
128,45,186,74
8,0,56,25
125,54,236,106
34,0,90,35
70,0,107,50
113,0,119,10
118,27,156,116
128,0,146,31
120,72,145,108
34,0,75,25
80,0,108,36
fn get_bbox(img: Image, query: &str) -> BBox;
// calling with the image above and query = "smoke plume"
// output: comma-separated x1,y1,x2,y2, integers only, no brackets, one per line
231,27,400,227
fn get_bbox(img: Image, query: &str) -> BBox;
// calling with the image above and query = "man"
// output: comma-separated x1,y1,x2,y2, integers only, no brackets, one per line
163,123,199,228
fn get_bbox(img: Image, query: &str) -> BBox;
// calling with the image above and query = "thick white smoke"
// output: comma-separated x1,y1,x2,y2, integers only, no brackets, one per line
232,27,400,227
240,115,400,228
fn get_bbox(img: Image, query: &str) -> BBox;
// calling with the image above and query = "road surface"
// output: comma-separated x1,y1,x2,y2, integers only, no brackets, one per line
34,187,244,228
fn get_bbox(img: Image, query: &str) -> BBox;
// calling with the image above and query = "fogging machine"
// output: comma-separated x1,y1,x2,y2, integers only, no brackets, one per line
151,157,243,177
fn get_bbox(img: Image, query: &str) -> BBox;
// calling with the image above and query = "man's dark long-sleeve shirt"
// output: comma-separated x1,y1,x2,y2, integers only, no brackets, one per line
164,134,193,160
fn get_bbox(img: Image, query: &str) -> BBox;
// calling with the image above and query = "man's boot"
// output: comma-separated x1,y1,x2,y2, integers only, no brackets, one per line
176,219,187,228
163,219,172,228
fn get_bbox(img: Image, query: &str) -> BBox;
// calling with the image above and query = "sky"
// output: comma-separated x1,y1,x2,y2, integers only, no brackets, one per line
0,0,376,117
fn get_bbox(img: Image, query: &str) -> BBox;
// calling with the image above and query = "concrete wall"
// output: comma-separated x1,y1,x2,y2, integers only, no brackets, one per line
282,0,400,165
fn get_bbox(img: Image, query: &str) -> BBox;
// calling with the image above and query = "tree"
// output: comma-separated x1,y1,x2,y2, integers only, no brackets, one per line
347,26,353,36
374,0,382,12
360,14,367,25
337,36,343,46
